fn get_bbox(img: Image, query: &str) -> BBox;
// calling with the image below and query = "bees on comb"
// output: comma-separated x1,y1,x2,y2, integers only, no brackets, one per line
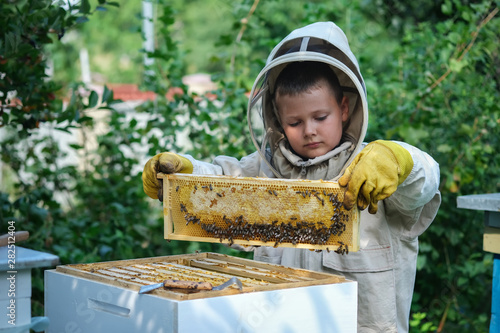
174,181,352,254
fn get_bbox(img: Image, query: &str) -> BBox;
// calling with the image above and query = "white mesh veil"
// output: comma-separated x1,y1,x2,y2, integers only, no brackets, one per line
247,22,368,178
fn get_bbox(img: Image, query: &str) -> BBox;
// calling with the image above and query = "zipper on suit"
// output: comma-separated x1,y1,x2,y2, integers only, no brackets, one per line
300,165,307,178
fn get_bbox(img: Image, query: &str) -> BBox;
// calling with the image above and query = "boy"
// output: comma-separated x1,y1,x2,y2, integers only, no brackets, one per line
142,22,441,332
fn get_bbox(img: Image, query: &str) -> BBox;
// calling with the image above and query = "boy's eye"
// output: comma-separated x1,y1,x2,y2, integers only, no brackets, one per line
316,116,327,121
288,121,300,127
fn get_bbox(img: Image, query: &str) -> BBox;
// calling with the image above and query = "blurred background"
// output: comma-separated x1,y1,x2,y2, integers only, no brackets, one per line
1,0,499,331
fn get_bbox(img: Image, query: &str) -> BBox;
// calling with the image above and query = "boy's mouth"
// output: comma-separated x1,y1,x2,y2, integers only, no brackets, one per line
305,142,321,148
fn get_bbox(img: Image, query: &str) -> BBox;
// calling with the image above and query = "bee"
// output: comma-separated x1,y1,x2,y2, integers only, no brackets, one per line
209,184,213,191
273,190,278,196
176,186,180,192
216,193,222,197
268,190,273,195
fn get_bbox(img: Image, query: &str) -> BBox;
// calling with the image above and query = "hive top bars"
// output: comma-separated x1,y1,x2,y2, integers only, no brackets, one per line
160,173,360,252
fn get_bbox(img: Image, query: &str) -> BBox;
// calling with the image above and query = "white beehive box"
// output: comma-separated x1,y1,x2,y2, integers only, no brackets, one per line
45,252,357,332
0,246,58,333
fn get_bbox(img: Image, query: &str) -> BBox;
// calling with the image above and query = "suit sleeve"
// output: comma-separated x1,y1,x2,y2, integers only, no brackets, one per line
384,141,441,239
182,151,271,177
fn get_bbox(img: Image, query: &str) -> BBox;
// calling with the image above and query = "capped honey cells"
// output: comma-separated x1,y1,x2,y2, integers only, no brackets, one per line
160,174,360,252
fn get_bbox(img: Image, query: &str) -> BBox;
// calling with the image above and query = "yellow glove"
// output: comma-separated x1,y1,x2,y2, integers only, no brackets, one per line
142,152,193,200
338,140,413,214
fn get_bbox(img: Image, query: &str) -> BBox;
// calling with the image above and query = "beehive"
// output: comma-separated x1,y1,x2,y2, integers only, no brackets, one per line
45,253,358,332
160,173,360,252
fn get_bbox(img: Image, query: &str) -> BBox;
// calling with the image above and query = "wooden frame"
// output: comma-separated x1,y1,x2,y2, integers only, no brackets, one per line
56,252,349,301
160,173,360,252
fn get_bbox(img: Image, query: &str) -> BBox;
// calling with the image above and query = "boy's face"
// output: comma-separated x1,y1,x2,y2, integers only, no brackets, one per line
275,81,349,160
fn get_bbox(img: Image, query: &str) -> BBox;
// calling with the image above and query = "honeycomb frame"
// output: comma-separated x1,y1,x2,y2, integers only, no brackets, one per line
160,173,360,252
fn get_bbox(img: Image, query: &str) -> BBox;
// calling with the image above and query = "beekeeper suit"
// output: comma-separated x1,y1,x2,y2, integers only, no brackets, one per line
142,22,441,332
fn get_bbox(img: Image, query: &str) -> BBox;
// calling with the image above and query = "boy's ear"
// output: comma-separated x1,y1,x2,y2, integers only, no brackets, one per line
341,96,349,121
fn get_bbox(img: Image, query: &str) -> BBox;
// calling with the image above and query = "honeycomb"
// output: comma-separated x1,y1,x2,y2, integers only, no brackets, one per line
160,173,360,252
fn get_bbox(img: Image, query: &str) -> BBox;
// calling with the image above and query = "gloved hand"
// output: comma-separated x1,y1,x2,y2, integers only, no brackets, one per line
142,152,193,200
338,140,413,214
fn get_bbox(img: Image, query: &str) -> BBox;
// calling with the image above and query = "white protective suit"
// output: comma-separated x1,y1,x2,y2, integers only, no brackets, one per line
181,22,441,332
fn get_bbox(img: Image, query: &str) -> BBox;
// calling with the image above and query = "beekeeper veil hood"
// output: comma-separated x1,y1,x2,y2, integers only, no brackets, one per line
247,21,368,179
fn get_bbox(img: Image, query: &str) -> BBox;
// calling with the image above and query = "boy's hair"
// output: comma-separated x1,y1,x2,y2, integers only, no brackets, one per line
273,61,344,104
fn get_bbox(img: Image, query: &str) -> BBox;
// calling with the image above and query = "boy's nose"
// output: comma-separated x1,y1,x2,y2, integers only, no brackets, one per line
304,122,316,136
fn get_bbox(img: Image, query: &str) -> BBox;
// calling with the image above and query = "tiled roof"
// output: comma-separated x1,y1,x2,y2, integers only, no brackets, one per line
108,83,184,101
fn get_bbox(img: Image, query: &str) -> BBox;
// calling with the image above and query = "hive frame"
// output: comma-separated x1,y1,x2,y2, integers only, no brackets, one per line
161,173,360,252
54,252,350,300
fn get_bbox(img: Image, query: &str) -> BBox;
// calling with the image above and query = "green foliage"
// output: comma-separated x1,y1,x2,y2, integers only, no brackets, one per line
410,312,438,332
1,1,498,331
47,0,142,84
0,0,122,135
368,2,499,332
